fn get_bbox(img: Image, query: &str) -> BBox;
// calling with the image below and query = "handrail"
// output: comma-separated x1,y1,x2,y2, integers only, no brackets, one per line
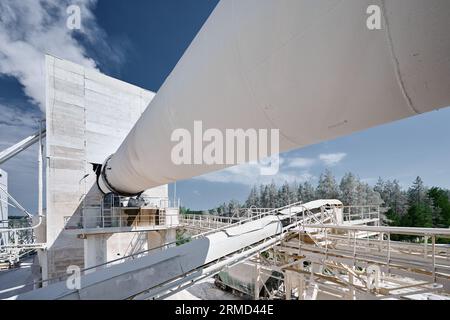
302,224,450,237
137,218,309,300
64,213,180,230
6,201,341,294
282,224,450,287
19,203,307,288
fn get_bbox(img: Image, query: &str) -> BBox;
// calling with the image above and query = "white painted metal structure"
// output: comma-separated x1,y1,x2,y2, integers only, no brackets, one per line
0,130,44,236
14,218,282,299
0,129,46,166
0,170,8,247
272,224,450,299
0,128,45,264
0,127,45,225
7,200,450,300
5,0,450,300
100,0,450,195
12,200,337,299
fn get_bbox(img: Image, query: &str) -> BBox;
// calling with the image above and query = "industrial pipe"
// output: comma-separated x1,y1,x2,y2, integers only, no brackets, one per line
99,0,450,195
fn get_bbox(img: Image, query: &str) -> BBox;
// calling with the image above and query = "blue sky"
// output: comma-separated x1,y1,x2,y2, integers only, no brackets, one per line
0,0,449,214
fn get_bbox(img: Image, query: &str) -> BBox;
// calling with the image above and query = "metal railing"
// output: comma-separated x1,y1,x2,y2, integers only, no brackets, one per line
7,201,352,294
341,205,380,223
63,194,181,231
103,195,180,210
179,214,241,232
288,224,450,282
179,201,343,239
64,211,179,230
231,207,277,219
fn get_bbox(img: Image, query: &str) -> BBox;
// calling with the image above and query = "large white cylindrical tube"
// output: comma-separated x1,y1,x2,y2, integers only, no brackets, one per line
100,0,450,195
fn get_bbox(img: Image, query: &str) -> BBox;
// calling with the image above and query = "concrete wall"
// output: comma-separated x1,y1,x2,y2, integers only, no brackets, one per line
84,232,150,270
147,229,176,253
44,55,167,279
0,169,7,246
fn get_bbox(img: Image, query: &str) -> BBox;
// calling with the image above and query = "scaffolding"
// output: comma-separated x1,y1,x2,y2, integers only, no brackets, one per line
246,209,450,300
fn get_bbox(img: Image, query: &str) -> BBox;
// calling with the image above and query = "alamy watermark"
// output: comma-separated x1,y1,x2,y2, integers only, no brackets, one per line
66,265,81,290
66,4,82,30
171,121,280,175
366,5,382,30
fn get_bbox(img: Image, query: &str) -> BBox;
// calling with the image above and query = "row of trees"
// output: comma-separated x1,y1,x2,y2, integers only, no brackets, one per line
243,170,382,208
381,177,450,229
206,170,450,231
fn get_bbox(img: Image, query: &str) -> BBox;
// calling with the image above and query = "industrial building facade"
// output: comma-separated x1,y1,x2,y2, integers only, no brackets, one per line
41,55,177,282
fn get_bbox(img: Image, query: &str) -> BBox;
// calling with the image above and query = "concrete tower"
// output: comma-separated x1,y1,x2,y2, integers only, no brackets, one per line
41,55,177,282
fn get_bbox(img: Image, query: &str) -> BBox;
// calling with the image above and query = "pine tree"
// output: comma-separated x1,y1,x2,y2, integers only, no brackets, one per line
278,181,293,207
228,200,241,216
385,208,401,226
291,182,299,202
301,181,316,202
403,203,433,228
366,186,383,206
339,173,359,205
245,185,260,207
408,176,427,206
378,179,407,216
355,181,370,205
390,180,407,215
428,187,450,227
356,181,382,206
403,177,433,228
260,185,269,208
316,169,340,199
217,202,227,215
374,177,385,199
267,182,278,208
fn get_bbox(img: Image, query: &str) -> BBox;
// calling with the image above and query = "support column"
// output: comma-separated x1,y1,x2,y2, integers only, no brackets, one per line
84,234,108,272
254,255,261,300
285,270,305,300
348,273,356,300
285,271,292,300
298,274,305,300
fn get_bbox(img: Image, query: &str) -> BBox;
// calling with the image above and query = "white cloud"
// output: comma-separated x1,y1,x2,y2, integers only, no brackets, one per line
0,104,39,131
287,157,316,168
0,103,40,166
0,1,126,214
195,160,315,186
319,153,347,166
193,152,347,186
0,0,119,111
